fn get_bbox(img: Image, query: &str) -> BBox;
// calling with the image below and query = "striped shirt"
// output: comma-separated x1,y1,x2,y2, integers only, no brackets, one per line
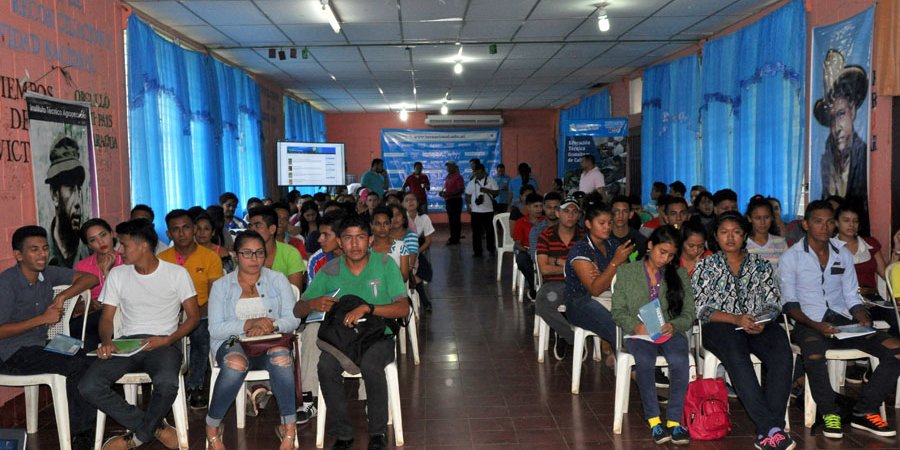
306,249,335,285
536,225,584,282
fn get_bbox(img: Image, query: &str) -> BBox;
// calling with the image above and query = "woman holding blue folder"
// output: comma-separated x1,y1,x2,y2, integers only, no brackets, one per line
611,225,695,445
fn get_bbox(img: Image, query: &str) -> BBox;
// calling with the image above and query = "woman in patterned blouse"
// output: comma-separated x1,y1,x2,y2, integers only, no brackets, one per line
691,212,795,450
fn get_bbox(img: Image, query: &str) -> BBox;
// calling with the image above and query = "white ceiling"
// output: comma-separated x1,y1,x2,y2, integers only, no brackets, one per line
126,0,778,113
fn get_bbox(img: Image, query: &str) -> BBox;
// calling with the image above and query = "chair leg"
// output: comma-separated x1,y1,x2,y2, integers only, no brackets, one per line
895,377,900,409
172,376,190,449
50,377,72,450
385,363,404,446
315,384,326,448
592,336,602,362
702,354,718,380
94,411,107,450
496,251,503,281
511,256,518,292
532,314,540,337
407,316,420,365
24,385,38,434
236,381,247,429
804,375,816,428
399,327,407,354
537,319,548,363
571,328,586,394
613,353,632,434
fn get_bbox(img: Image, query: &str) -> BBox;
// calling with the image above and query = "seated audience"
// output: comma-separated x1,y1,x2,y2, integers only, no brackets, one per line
205,231,300,450
640,194,672,237
689,185,707,206
130,204,169,254
781,201,899,438
564,196,632,365
509,185,536,222
668,181,686,198
403,192,434,311
692,212,794,450
534,196,582,359
678,221,711,276
688,191,715,230
611,225,694,445
767,197,787,237
205,204,234,251
745,196,787,270
247,206,306,290
220,192,247,231
299,215,410,450
243,197,263,222
834,204,887,297
644,181,666,216
79,219,200,450
609,195,648,260
629,194,651,226
513,192,544,299
272,202,309,261
664,196,689,230
158,210,224,410
370,207,413,282
383,191,402,207
387,204,419,282
0,226,99,450
194,213,235,273
74,218,124,349
298,201,322,255
705,189,739,249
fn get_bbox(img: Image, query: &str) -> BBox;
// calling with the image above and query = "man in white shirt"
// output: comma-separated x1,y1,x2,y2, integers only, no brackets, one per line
578,155,606,199
79,219,200,450
465,162,499,258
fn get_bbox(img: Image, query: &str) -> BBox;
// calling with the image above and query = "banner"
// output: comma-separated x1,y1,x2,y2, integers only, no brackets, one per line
381,129,502,212
26,93,97,268
558,119,628,196
809,7,873,231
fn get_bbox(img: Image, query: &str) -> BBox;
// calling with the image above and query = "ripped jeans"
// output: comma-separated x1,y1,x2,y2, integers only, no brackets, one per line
793,310,900,414
206,341,297,426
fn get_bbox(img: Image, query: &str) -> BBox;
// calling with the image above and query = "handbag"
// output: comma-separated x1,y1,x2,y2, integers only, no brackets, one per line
239,333,295,357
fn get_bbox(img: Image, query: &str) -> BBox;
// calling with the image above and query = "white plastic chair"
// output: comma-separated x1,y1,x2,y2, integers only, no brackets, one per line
315,361,403,448
93,309,190,450
397,291,421,365
532,259,544,337
882,261,900,408
492,213,515,284
612,326,698,434
570,292,611,394
0,285,89,450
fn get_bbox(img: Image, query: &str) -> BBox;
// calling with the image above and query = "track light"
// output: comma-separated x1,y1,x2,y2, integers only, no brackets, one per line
290,48,297,59
399,108,409,121
440,104,449,115
278,50,286,60
598,7,610,32
454,62,463,75
268,48,276,58
321,0,341,33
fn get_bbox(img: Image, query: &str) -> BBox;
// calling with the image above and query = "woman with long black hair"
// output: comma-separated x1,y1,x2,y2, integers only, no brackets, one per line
611,225,695,445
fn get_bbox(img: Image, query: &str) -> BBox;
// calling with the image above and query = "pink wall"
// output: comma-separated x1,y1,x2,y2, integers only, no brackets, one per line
0,0,130,405
325,109,559,222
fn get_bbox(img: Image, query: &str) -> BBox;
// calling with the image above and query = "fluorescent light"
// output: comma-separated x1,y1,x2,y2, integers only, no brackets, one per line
330,74,337,81
378,87,384,95
598,8,610,32
322,1,341,33
413,86,417,95
399,108,409,121
440,104,449,115
454,62,463,75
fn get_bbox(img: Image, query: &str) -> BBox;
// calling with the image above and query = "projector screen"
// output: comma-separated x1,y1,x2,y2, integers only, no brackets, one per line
276,141,346,186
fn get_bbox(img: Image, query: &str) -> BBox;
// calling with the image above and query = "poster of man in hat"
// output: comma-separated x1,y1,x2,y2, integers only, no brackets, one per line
809,7,873,233
25,93,97,268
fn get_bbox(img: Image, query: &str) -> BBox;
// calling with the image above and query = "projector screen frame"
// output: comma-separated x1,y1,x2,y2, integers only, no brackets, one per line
276,140,347,187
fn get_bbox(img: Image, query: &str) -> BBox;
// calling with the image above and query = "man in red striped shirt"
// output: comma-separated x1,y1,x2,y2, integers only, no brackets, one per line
440,161,465,245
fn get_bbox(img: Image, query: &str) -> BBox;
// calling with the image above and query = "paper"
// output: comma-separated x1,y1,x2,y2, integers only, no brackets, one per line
87,339,148,357
238,333,283,342
306,288,341,323
832,324,876,340
44,334,82,356
637,300,670,343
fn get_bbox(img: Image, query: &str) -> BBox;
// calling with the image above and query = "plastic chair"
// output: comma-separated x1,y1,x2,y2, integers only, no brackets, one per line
397,292,421,365
492,213,515,283
612,326,698,434
93,310,190,450
0,286,89,450
532,259,544,337
882,261,900,408
315,361,403,448
570,289,611,393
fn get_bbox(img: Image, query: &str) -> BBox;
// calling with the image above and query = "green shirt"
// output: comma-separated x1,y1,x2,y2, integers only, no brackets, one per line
272,240,306,278
302,253,406,307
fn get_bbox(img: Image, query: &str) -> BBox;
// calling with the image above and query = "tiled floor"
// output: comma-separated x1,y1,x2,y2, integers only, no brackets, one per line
24,227,900,449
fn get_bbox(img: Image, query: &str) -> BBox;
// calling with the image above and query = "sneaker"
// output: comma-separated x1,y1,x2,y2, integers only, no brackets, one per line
155,419,179,449
552,333,568,360
296,400,318,425
754,431,796,450
821,413,843,438
669,425,690,445
851,412,897,437
845,365,866,384
188,389,207,410
657,394,668,405
367,434,388,450
655,367,670,388
651,424,671,444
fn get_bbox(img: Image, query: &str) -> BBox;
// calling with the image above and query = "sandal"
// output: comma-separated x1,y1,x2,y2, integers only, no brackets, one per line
205,426,224,450
276,424,298,450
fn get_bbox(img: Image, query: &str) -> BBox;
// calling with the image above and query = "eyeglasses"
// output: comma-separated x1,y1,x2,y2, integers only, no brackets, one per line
237,249,266,259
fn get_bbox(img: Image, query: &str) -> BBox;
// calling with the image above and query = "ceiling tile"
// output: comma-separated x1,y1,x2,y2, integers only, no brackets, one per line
530,0,597,19
128,1,206,26
361,47,410,61
460,21,522,40
255,0,332,24
399,0,468,21
310,47,364,62
402,22,463,41
505,43,563,59
466,0,539,20
620,16,706,39
606,0,670,18
514,19,583,40
281,24,348,43
342,22,402,42
335,0,401,22
655,0,736,17
556,42,614,59
718,0,780,16
566,16,646,40
678,14,745,36
172,26,235,46
217,25,289,45
182,1,270,25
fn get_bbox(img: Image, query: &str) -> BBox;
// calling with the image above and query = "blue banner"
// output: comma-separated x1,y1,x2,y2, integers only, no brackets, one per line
381,129,502,212
558,119,628,196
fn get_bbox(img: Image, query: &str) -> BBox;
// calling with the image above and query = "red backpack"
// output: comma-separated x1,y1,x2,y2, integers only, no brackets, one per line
682,378,731,440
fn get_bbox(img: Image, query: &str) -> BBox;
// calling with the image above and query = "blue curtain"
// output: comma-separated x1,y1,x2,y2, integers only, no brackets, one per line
559,89,611,122
700,0,806,219
641,54,702,204
283,97,328,195
127,15,265,237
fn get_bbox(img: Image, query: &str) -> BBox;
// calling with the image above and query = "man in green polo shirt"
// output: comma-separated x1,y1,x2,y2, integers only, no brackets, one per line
298,214,409,450
247,206,306,291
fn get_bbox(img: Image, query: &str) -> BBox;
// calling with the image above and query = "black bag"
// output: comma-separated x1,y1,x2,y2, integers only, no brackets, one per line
316,295,398,374
416,236,433,283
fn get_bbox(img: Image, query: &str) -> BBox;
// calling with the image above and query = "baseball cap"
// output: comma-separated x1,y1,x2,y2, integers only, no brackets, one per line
559,196,581,210
45,136,85,184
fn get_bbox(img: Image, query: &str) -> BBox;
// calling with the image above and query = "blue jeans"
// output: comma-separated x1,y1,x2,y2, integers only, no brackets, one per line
206,341,297,427
78,335,182,444
186,318,210,391
626,333,690,422
566,294,617,353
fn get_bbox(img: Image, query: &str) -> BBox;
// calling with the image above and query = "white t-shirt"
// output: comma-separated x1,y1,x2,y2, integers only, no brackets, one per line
578,166,606,194
101,260,197,337
465,176,499,213
408,213,435,237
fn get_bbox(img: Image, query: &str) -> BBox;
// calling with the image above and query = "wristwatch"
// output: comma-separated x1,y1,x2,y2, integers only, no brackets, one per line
368,303,376,314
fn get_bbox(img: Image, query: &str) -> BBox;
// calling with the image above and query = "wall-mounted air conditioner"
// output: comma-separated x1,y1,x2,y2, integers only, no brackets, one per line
425,114,504,127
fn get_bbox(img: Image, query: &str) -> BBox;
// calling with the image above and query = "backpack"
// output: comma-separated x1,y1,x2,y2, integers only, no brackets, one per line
682,377,731,440
316,295,399,375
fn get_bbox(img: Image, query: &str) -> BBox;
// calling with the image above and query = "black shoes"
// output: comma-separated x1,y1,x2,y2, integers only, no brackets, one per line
331,438,354,450
851,412,897,437
188,388,207,410
367,434,388,450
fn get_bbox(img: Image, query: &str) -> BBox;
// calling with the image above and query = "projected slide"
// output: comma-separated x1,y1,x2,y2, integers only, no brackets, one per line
277,142,346,186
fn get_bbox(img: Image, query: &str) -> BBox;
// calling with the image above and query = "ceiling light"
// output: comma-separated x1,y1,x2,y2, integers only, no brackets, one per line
453,62,463,75
290,48,297,59
321,0,341,33
378,87,384,95
440,104,449,115
399,108,409,121
329,74,337,81
413,86,417,95
598,7,610,32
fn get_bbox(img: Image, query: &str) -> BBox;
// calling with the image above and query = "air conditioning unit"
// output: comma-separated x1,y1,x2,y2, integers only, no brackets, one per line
425,114,504,127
